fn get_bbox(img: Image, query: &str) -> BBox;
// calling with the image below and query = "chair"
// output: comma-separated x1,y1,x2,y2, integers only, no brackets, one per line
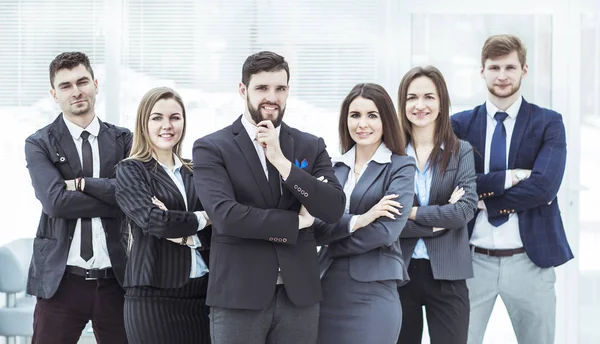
0,238,35,344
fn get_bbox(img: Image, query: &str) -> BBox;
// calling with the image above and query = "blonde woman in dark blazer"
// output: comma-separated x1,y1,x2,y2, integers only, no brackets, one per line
115,87,211,344
315,83,415,344
396,66,478,344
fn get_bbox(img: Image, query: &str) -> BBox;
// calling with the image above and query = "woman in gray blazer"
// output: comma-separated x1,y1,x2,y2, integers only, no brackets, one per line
395,66,478,344
314,83,416,344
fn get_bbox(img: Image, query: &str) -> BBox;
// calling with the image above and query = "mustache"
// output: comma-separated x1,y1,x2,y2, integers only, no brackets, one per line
259,102,280,109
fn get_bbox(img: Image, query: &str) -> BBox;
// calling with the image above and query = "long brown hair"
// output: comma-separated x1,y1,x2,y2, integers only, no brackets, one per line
339,83,406,156
128,86,191,171
397,66,459,172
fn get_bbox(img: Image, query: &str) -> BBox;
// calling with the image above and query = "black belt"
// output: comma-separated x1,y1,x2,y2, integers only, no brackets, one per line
66,266,115,280
471,245,526,257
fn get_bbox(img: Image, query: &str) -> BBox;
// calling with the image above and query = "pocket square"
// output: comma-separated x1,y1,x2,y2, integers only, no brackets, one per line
294,158,308,169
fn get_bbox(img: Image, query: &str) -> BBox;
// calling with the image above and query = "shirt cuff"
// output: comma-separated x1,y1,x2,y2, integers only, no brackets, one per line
348,215,359,233
195,211,208,230
504,171,512,190
188,235,202,249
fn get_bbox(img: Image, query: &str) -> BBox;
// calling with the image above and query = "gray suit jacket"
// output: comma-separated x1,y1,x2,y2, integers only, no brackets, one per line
400,140,477,280
315,154,416,285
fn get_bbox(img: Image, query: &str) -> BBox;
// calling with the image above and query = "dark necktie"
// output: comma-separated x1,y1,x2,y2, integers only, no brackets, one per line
488,112,509,227
80,130,94,261
267,161,281,207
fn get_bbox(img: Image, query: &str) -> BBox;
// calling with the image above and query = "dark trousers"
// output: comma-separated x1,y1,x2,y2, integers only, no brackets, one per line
210,285,319,344
32,271,127,344
124,275,210,344
397,259,469,344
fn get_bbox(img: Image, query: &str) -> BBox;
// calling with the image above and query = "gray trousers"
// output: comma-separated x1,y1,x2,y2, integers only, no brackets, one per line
210,285,319,344
467,249,556,344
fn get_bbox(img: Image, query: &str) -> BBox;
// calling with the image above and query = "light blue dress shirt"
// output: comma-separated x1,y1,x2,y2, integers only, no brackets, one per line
406,144,432,260
158,157,209,278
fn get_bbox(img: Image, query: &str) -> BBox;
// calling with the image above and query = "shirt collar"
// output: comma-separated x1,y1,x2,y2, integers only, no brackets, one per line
241,114,282,142
63,114,100,139
155,153,183,173
485,95,522,120
332,142,392,168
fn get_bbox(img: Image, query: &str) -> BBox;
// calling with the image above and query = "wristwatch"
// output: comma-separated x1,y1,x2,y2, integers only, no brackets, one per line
515,169,527,181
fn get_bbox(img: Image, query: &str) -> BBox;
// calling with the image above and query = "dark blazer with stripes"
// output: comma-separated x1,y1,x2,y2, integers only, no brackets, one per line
193,117,346,310
115,158,211,289
315,154,416,285
25,114,131,298
399,140,478,281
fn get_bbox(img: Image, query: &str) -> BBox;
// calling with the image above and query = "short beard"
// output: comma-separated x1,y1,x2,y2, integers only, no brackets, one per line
247,98,285,128
488,76,522,99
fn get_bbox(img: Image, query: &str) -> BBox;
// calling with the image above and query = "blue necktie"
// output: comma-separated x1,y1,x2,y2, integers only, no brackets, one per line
488,112,509,227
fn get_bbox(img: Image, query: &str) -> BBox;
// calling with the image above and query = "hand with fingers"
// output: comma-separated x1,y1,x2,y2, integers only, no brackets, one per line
353,194,403,231
432,186,466,232
152,196,191,245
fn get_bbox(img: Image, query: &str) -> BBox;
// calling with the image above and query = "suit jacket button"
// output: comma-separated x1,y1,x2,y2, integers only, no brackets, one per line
479,194,483,198
491,192,495,195
304,192,308,197
282,238,287,243
269,237,274,241
512,209,515,212
294,185,299,190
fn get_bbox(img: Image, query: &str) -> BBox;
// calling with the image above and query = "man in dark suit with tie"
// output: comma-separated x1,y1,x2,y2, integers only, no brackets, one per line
451,35,573,344
193,51,346,344
25,52,131,344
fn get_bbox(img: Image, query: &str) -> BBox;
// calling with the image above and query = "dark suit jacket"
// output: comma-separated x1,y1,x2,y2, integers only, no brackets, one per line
192,116,346,310
315,154,416,285
115,158,211,289
25,114,132,298
451,98,574,268
400,140,477,281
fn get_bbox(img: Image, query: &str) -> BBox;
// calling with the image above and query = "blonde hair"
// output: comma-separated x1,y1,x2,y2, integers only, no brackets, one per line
128,86,191,170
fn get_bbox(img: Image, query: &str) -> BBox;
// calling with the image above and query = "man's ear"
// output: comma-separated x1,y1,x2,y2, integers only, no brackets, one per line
49,89,58,103
238,82,247,100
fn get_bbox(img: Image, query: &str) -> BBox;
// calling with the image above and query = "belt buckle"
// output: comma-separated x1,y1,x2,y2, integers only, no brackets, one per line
84,270,98,281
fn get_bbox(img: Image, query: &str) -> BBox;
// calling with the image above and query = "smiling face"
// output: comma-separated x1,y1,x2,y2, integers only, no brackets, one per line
239,69,289,128
347,96,383,150
404,76,440,132
481,50,528,100
147,98,184,156
50,64,98,120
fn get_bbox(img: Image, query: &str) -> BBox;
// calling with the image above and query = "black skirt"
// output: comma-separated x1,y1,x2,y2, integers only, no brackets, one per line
124,275,210,344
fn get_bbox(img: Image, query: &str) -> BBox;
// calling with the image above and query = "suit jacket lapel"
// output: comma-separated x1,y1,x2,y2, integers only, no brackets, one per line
508,98,532,168
350,163,386,214
279,124,295,208
151,161,187,210
181,166,199,211
334,163,349,189
54,114,83,177
96,119,116,178
427,163,442,205
472,104,487,174
232,117,272,206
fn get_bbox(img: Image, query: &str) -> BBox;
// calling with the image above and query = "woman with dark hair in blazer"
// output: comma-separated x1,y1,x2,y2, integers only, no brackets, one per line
115,87,211,344
314,83,416,344
396,66,478,344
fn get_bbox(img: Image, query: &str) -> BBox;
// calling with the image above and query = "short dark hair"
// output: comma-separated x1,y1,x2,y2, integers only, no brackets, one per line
339,83,406,156
241,51,289,86
49,52,95,88
481,34,527,68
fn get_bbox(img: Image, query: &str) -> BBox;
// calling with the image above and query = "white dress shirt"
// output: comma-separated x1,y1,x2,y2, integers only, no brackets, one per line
156,156,209,278
63,115,112,269
240,114,284,283
470,95,524,249
331,142,393,232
